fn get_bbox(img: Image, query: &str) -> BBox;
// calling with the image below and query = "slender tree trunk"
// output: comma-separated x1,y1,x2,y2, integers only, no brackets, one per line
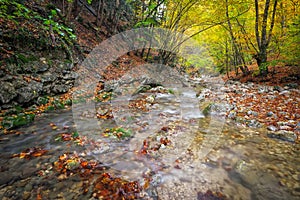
96,0,104,26
254,0,278,76
225,0,249,76
225,39,229,79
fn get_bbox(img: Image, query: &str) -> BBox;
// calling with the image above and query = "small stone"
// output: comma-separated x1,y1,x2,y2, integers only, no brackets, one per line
266,111,274,117
22,191,31,200
252,111,258,117
267,125,278,131
267,130,297,143
228,111,236,119
292,174,299,181
57,174,67,180
273,85,283,92
279,90,290,95
279,125,292,131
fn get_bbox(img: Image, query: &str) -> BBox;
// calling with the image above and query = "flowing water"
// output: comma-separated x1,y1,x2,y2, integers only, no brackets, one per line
0,85,299,200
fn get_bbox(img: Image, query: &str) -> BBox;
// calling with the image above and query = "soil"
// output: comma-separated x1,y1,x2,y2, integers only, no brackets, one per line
223,64,300,87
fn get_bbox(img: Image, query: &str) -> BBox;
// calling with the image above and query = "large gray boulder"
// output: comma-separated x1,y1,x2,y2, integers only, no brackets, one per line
0,82,17,104
16,81,43,104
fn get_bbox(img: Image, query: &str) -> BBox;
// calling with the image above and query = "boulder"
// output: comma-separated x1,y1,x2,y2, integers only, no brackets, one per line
16,81,42,104
0,82,17,104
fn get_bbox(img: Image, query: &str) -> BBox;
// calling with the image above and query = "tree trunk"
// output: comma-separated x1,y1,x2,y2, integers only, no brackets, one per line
225,0,249,76
96,0,104,26
254,0,278,76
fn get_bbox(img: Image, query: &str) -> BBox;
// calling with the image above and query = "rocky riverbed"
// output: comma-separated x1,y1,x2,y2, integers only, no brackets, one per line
0,74,299,199
191,76,299,143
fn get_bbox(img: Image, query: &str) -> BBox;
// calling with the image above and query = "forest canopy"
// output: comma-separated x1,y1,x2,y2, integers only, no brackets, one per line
1,0,299,76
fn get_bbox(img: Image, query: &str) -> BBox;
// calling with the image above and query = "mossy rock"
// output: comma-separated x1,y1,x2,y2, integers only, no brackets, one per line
2,113,35,129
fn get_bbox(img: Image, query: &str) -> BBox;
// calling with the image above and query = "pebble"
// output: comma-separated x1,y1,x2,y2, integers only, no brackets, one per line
267,130,297,143
279,125,293,131
22,191,31,200
266,112,274,117
267,125,278,132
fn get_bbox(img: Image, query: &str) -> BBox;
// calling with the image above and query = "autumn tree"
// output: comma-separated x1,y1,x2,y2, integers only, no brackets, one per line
253,0,278,75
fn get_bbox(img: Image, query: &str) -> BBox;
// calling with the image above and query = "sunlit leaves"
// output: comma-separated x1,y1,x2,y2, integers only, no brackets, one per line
12,147,48,159
102,127,133,140
93,173,141,199
55,131,84,145
54,153,101,178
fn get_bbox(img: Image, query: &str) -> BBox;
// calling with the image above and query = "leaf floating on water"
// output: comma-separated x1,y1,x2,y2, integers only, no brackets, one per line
55,132,84,145
54,152,104,178
93,172,141,199
12,147,48,159
102,127,133,140
197,190,227,200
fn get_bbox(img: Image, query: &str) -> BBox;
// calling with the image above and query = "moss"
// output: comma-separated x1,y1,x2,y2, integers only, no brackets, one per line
2,113,35,129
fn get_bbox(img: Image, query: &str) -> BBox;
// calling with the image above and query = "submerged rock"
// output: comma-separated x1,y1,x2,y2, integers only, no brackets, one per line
267,130,297,143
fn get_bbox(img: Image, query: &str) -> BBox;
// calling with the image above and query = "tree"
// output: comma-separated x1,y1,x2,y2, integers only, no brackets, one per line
254,0,278,75
225,0,249,75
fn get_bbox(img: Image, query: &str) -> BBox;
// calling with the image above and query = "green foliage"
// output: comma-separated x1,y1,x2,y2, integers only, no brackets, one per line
2,113,35,130
258,62,269,73
281,15,300,65
2,106,23,116
105,127,133,140
0,0,76,46
52,99,65,109
43,9,76,41
133,1,161,28
64,98,72,106
0,0,31,22
168,89,175,95
134,17,159,28
37,96,49,105
202,103,213,116
72,131,79,138
46,105,55,111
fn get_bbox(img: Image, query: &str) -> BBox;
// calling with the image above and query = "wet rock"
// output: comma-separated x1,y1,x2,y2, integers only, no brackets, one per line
24,61,49,73
247,119,261,128
22,191,31,200
279,90,290,96
228,111,236,119
273,85,283,92
247,110,252,115
41,73,57,83
21,167,37,178
267,125,278,132
0,82,17,104
62,71,78,80
277,121,288,126
267,130,297,143
285,83,298,89
279,125,293,131
0,69,5,78
266,111,274,117
52,84,71,93
16,81,42,103
13,78,27,89
0,172,12,185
